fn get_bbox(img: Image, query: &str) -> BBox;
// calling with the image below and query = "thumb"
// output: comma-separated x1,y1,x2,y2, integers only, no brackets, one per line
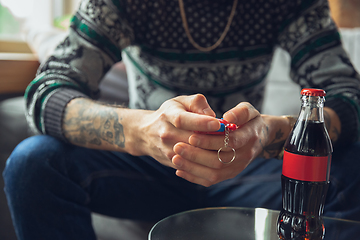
223,102,260,126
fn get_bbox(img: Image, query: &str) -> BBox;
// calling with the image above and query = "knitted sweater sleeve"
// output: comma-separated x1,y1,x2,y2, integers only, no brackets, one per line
277,0,360,147
24,0,134,140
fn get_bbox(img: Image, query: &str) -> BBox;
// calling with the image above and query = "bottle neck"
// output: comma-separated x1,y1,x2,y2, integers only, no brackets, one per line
298,95,325,123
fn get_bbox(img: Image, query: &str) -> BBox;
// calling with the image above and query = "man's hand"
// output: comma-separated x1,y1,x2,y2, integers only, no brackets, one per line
172,102,290,187
63,94,221,169
132,94,221,167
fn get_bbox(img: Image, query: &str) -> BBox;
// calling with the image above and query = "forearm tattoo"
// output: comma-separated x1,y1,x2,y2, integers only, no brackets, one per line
258,126,286,159
63,99,125,148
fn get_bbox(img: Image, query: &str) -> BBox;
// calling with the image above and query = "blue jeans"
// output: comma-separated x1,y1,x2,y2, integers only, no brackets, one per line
3,135,360,240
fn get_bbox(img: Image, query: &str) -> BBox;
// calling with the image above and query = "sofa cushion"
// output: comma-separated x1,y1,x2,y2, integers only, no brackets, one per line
0,96,30,157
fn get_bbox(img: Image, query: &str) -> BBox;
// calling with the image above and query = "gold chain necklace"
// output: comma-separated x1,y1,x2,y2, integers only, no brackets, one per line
178,0,238,52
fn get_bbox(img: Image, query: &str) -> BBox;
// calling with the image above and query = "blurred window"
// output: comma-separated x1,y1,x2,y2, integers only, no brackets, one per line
0,0,79,41
0,3,23,40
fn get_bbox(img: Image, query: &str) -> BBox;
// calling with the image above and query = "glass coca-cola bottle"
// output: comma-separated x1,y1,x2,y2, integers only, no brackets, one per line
277,88,333,240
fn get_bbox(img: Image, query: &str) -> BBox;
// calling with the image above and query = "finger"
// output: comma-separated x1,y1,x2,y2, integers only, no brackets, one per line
172,154,225,185
173,154,239,186
188,121,260,152
159,124,194,145
173,142,224,169
229,117,263,149
167,110,220,133
174,94,216,117
188,133,225,151
160,94,219,132
223,102,260,126
151,123,195,164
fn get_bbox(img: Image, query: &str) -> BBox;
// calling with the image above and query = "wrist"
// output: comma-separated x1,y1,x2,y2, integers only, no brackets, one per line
120,108,154,156
259,115,292,159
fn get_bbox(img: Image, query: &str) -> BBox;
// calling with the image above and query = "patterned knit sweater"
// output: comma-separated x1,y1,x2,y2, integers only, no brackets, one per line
25,0,360,147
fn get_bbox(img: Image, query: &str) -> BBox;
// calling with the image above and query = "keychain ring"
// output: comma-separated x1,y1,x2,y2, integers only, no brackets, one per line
217,146,236,164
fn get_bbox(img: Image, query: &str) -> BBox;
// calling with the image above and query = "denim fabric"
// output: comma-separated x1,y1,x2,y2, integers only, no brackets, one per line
3,135,360,240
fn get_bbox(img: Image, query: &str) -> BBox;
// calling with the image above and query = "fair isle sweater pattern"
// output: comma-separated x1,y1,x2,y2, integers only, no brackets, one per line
25,0,360,146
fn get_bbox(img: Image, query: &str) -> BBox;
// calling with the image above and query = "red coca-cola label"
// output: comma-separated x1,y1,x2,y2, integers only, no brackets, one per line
282,151,330,182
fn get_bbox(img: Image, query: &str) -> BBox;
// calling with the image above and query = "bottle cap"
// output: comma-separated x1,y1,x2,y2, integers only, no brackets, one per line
300,88,326,97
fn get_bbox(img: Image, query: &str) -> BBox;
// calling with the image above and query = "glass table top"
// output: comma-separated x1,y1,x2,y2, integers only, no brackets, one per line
149,207,360,240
